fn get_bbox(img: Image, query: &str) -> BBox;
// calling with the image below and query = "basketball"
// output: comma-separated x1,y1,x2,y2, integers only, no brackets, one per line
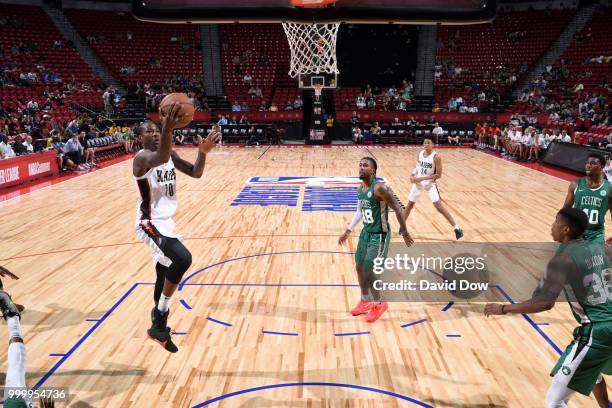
159,93,195,128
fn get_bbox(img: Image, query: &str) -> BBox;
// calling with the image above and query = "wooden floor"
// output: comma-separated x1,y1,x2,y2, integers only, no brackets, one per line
0,146,609,407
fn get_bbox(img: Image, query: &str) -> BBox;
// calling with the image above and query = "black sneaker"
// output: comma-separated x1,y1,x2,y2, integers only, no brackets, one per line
147,307,178,353
0,290,21,320
454,228,464,240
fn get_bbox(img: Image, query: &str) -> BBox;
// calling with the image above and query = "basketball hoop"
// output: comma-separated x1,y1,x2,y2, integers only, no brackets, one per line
282,22,340,78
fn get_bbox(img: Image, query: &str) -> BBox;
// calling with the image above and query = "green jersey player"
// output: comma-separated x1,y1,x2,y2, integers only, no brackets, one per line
485,208,611,407
563,153,612,244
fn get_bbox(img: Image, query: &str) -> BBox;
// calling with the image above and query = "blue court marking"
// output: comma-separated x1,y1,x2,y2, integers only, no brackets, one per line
173,332,188,335
191,382,433,408
230,186,300,207
334,331,370,337
207,316,232,327
257,145,272,160
535,322,550,326
32,282,141,391
400,318,428,328
262,330,299,337
48,354,65,357
446,334,462,338
441,301,454,312
493,285,563,355
302,186,358,212
180,299,193,310
85,319,99,322
179,250,353,290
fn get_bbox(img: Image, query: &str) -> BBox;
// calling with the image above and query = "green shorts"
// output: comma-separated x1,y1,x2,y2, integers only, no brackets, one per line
583,228,605,244
550,322,612,395
355,229,391,274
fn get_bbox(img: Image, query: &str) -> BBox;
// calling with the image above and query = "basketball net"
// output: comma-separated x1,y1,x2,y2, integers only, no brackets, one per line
282,22,340,78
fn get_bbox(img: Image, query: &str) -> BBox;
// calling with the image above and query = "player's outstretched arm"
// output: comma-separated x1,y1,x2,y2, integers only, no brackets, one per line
375,184,414,247
484,252,572,316
133,102,182,174
562,181,577,209
171,131,221,178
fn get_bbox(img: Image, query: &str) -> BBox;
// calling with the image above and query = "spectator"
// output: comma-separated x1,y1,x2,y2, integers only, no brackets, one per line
432,122,444,144
448,132,460,146
64,133,87,169
294,96,303,109
370,122,382,143
352,125,363,144
561,130,572,143
229,115,238,125
22,136,34,154
231,102,242,112
243,72,252,84
239,115,250,125
0,134,15,159
356,94,366,109
285,100,294,111
269,103,278,112
217,115,228,126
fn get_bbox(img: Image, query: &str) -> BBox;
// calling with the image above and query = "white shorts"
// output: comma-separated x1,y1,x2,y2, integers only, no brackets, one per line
136,219,183,267
408,182,440,203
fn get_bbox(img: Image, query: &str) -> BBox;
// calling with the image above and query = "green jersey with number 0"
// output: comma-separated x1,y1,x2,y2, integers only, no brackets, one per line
573,177,611,241
358,180,389,234
557,240,612,324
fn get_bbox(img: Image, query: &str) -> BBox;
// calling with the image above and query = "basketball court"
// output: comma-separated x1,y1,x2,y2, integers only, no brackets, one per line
0,146,607,406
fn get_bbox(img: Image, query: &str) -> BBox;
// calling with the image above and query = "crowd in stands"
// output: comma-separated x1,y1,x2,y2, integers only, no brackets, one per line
135,76,208,112
340,81,413,111
0,110,139,172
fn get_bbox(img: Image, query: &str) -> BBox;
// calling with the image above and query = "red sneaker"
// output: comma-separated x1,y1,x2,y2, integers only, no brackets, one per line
365,302,388,323
350,300,374,316
15,304,24,312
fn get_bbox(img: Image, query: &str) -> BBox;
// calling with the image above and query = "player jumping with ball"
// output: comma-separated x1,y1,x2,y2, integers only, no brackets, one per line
133,102,220,353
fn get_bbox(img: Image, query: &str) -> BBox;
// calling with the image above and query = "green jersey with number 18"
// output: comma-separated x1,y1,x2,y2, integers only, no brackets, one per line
357,180,389,234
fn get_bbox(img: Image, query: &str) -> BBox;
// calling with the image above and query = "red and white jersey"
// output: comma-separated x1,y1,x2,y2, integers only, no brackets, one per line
134,154,178,237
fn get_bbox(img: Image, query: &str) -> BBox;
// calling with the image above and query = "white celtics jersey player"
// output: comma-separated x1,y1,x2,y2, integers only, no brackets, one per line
408,149,441,202
134,155,180,266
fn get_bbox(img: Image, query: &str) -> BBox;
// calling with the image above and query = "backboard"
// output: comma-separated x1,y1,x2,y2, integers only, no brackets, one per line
132,0,496,24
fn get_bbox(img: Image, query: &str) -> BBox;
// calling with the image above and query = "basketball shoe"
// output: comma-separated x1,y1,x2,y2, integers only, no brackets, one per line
350,300,374,316
365,302,388,323
0,290,21,320
147,307,178,353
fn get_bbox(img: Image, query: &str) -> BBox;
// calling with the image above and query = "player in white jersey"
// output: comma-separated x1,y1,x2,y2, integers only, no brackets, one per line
404,139,463,240
604,156,612,181
133,103,220,353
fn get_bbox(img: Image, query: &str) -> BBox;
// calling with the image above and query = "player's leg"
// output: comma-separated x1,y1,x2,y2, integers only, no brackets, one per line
429,185,463,239
404,184,420,220
549,325,612,408
592,375,610,408
148,237,192,353
0,290,31,408
351,231,374,316
362,232,391,323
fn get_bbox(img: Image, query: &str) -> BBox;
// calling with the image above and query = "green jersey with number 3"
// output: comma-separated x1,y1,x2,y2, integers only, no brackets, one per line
358,180,389,234
573,177,611,241
557,241,612,324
